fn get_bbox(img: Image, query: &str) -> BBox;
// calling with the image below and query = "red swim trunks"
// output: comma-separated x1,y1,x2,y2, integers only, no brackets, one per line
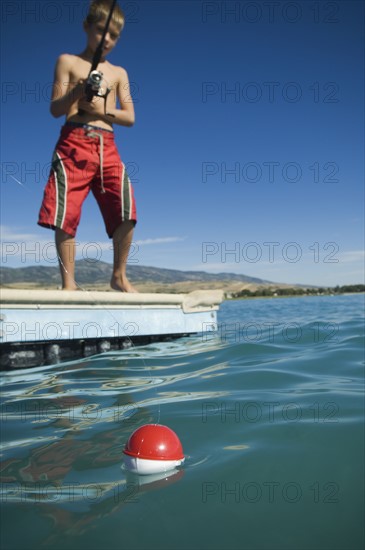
38,123,137,238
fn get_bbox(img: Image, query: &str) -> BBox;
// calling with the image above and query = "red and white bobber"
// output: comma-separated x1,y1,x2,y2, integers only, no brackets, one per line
123,424,185,475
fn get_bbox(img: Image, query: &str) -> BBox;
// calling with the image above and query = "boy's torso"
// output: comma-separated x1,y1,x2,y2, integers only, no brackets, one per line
66,54,122,130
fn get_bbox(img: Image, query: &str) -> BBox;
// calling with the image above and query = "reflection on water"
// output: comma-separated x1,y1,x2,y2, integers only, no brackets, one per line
1,296,364,550
1,335,229,532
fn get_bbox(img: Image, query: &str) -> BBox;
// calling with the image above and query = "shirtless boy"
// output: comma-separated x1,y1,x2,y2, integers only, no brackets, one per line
38,0,137,292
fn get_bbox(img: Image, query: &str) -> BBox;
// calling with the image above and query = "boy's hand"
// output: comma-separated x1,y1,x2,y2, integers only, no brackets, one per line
78,94,106,116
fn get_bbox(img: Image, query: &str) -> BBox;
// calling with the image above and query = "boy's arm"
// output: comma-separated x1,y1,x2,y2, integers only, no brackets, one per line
50,55,85,118
104,68,135,127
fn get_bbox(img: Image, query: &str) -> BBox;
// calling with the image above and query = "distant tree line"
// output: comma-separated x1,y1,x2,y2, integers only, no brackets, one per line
231,284,365,299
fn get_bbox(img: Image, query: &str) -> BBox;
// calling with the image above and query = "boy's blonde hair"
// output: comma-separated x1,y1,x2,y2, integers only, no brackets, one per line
85,0,125,32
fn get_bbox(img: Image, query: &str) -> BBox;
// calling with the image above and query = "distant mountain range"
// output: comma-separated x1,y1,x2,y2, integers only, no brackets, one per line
0,260,271,287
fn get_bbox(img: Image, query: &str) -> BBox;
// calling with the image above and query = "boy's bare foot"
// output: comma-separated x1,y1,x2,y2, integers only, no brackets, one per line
110,275,138,293
61,285,78,291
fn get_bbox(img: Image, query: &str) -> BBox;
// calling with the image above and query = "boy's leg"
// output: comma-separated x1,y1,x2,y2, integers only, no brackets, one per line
110,221,138,292
55,228,77,290
38,128,93,290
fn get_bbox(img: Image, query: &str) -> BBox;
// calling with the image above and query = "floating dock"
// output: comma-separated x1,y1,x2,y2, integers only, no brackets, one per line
0,289,223,370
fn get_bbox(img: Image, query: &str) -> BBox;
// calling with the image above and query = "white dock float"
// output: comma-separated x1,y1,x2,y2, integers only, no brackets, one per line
0,289,223,369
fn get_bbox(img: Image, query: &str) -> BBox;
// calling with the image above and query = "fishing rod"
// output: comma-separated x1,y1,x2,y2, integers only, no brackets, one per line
78,0,118,115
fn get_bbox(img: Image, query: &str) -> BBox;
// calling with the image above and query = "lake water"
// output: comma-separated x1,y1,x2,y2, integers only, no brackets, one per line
1,295,364,550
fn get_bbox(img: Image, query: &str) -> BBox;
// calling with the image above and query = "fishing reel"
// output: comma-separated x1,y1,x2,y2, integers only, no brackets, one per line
85,70,106,100
79,69,112,116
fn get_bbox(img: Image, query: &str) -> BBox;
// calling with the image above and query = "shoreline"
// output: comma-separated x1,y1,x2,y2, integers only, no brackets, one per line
0,282,363,300
227,292,365,300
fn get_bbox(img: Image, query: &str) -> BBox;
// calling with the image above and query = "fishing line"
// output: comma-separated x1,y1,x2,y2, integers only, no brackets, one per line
9,175,27,187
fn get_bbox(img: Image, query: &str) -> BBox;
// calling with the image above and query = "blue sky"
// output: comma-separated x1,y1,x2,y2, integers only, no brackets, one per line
1,0,364,286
